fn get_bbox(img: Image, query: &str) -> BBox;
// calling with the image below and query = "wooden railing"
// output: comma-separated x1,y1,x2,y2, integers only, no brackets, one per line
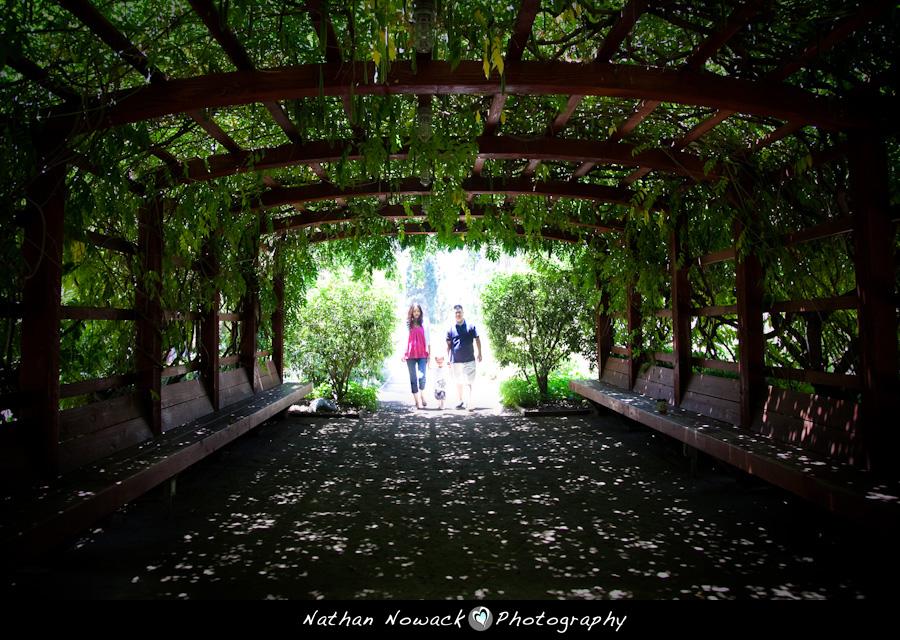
596,214,867,467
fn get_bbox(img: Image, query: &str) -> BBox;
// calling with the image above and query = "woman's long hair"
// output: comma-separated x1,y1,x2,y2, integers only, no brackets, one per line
407,303,424,329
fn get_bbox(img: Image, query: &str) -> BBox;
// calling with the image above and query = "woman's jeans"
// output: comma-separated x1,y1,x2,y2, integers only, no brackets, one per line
407,358,427,393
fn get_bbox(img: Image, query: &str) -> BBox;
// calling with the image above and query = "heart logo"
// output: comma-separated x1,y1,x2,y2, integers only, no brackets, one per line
468,606,493,631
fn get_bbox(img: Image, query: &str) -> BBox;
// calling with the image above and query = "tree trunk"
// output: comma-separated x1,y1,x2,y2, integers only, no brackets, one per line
537,373,549,398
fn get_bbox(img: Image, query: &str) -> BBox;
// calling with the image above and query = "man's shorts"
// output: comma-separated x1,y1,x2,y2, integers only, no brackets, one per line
452,360,477,385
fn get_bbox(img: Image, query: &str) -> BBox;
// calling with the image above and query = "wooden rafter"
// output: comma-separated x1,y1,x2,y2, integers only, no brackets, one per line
5,56,82,104
305,0,343,63
303,221,584,245
584,1,768,183
6,54,181,183
60,0,240,155
523,0,654,179
188,0,353,198
664,0,891,169
189,0,255,71
247,176,637,212
184,109,242,154
479,137,717,181
596,0,650,62
167,136,718,184
54,61,867,138
58,0,167,84
304,0,363,137
189,0,301,144
473,0,540,177
768,0,893,83
525,0,659,180
264,203,625,236
503,1,852,187
523,0,653,179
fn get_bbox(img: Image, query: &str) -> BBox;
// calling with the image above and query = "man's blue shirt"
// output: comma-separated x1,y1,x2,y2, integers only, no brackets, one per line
447,320,479,363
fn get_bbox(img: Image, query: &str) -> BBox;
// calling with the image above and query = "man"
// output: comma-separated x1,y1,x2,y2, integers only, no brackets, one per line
446,304,482,411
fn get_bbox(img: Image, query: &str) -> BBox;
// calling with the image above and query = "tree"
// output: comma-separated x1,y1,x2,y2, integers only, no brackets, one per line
290,277,396,403
481,270,593,398
403,251,443,324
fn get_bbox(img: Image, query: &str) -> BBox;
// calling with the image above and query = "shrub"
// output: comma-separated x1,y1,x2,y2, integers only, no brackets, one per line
290,277,395,404
482,270,594,398
499,370,584,408
312,380,379,411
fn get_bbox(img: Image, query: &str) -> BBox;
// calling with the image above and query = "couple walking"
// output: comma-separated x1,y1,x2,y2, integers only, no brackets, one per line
402,303,482,411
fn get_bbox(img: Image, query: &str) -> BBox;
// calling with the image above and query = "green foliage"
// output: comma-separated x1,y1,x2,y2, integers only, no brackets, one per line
482,269,593,398
498,375,541,408
0,0,896,416
289,275,396,403
498,370,583,409
312,380,379,411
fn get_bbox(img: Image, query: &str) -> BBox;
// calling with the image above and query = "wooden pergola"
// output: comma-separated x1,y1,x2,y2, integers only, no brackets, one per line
1,1,898,562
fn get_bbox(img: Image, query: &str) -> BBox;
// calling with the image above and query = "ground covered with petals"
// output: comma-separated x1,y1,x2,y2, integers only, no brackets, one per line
3,398,892,600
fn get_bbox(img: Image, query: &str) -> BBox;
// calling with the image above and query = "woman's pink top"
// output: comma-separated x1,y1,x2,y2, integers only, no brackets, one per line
405,324,429,359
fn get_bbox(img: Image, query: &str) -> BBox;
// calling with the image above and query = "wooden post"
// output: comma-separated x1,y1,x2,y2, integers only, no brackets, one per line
670,216,692,405
272,255,286,383
626,283,642,391
199,238,221,410
136,199,163,436
596,285,612,380
733,214,765,429
849,129,900,473
240,235,261,394
18,159,66,477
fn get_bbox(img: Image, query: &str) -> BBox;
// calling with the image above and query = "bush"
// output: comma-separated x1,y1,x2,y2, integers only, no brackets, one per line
499,371,584,408
312,380,379,411
482,270,594,398
289,277,395,404
498,376,542,408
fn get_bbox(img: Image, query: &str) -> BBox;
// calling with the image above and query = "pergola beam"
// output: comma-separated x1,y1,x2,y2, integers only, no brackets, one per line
302,221,584,246
171,136,718,184
50,61,869,135
61,0,241,154
247,176,638,212
596,0,650,62
264,203,625,236
768,0,893,83
476,0,542,179
58,0,167,84
476,0,539,146
604,0,768,183
189,0,302,143
529,1,775,181
304,0,363,135
674,0,889,154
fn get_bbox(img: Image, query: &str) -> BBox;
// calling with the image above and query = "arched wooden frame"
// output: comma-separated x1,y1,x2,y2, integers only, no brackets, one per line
5,0,898,484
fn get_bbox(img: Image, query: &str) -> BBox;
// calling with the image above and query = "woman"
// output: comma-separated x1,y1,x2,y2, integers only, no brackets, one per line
402,303,431,409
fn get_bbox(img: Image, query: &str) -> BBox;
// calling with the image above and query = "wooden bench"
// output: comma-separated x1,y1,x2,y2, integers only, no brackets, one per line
1,376,311,569
570,361,900,531
55,362,287,474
